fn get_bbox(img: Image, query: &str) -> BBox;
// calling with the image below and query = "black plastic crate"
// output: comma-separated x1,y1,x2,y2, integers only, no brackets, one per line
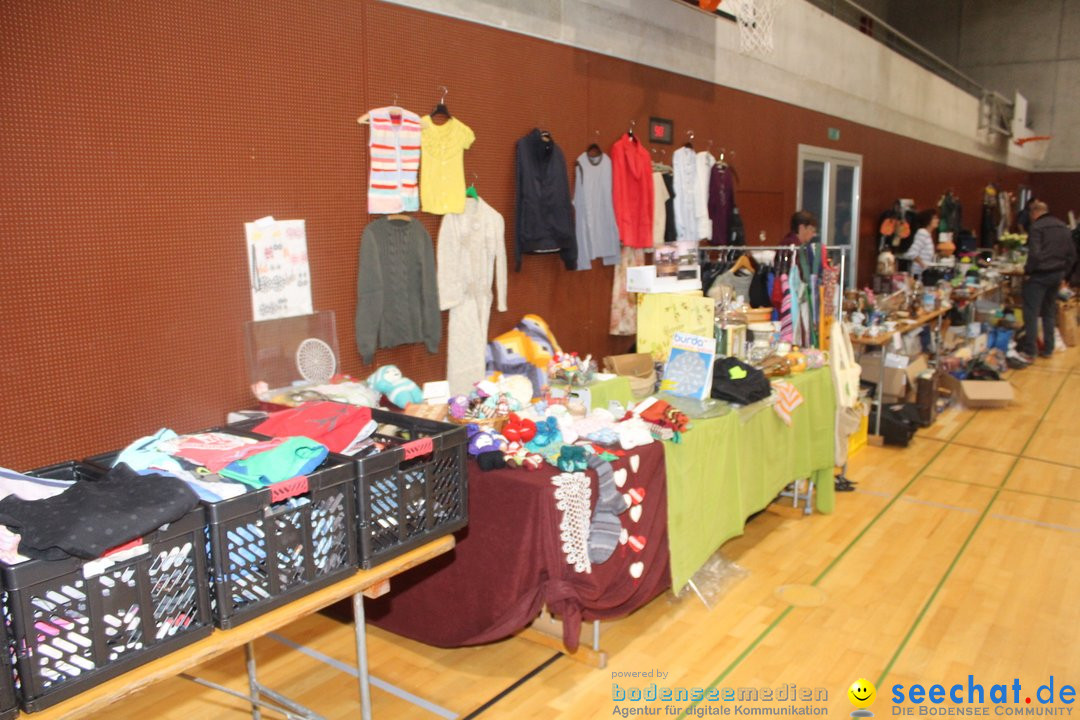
351,410,468,568
1,461,213,712
90,441,359,630
201,450,358,629
230,408,468,569
0,602,16,720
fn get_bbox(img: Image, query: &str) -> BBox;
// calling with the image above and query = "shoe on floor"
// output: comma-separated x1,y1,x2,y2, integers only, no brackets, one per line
1039,351,1053,358
1015,351,1034,363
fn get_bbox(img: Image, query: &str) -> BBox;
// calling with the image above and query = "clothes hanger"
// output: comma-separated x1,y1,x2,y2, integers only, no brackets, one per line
732,252,755,275
357,93,401,125
683,130,694,150
628,119,636,139
430,85,451,121
387,213,412,222
587,129,602,157
466,173,480,199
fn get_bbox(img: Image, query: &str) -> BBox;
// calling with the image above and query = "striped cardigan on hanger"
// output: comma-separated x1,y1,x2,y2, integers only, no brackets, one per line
366,107,422,214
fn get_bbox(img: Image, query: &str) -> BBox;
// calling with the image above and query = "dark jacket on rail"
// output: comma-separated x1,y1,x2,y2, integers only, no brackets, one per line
514,129,577,271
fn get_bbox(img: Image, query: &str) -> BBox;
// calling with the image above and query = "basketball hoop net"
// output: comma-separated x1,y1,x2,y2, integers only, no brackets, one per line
1013,135,1052,162
737,0,779,56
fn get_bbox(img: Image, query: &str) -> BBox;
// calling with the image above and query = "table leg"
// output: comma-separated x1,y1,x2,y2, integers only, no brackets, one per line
245,642,262,720
353,591,372,720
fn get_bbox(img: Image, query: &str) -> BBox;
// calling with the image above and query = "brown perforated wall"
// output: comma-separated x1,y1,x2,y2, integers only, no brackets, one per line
1,0,1029,469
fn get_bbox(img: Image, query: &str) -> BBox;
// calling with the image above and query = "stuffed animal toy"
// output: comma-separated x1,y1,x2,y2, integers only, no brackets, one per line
502,413,537,444
485,315,561,396
465,424,507,456
368,365,423,409
529,417,561,448
557,444,588,472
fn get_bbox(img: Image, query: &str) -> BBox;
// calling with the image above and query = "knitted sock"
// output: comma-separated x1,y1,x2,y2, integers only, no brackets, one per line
476,451,506,471
587,457,628,564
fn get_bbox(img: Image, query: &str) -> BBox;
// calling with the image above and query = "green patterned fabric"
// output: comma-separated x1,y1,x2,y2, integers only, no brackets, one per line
663,368,836,590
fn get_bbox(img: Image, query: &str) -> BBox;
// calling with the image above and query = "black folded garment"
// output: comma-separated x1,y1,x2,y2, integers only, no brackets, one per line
0,463,199,561
711,357,772,405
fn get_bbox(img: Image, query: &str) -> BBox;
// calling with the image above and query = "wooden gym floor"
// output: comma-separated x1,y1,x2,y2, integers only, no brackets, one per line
114,346,1080,719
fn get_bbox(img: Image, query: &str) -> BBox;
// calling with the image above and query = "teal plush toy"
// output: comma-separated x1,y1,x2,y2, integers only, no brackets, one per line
557,445,588,473
367,365,423,409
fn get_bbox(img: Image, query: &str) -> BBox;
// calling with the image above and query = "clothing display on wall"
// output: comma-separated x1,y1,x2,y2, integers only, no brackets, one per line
515,129,576,271
573,152,621,270
610,132,654,248
651,171,669,246
364,106,422,214
438,196,509,395
611,247,645,335
420,115,475,215
694,150,716,243
671,146,697,244
707,163,736,246
355,217,441,364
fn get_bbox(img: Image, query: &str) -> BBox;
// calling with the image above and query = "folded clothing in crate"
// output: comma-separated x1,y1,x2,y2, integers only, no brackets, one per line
1,461,212,712
0,463,197,561
252,401,375,453
96,427,359,630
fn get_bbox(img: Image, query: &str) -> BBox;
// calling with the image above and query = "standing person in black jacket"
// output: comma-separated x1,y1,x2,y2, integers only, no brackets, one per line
1019,200,1077,360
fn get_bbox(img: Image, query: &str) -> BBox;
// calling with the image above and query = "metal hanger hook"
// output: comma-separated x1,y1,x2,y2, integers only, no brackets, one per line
439,85,448,104
687,130,695,141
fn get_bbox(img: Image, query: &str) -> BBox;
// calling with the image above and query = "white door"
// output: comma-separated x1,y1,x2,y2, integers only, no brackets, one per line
797,144,862,286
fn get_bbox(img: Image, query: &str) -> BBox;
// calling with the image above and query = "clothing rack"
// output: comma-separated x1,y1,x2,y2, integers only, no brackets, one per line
639,243,852,320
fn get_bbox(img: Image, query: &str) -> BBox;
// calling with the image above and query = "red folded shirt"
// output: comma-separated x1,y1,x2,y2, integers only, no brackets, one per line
252,401,373,454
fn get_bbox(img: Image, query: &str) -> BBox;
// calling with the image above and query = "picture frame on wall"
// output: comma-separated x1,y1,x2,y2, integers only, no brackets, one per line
649,117,673,144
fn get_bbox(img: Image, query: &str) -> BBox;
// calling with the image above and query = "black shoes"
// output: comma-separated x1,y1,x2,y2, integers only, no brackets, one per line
835,475,857,492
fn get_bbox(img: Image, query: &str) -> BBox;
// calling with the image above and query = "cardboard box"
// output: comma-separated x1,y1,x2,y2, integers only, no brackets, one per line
857,351,909,398
942,373,1014,408
626,265,702,294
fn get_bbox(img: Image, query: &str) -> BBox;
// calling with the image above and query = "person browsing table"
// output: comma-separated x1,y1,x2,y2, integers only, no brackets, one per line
1019,200,1077,360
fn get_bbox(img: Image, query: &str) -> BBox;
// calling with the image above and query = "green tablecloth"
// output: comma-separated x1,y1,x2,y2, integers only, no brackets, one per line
663,368,836,590
551,376,634,412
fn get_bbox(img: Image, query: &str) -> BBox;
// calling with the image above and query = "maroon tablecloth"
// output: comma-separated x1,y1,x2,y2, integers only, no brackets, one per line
366,442,670,651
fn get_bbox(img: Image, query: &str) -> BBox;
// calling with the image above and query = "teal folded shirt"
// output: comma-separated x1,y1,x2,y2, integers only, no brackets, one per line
219,437,329,488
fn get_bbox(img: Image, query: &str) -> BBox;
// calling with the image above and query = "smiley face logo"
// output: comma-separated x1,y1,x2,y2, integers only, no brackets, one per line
848,678,877,709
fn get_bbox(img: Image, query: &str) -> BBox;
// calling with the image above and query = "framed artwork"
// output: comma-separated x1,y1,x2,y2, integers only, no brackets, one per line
649,117,673,144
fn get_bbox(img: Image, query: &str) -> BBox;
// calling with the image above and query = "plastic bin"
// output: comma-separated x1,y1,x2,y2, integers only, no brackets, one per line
201,450,358,629
351,410,468,568
0,607,17,720
231,408,468,569
91,441,359,630
1,461,213,712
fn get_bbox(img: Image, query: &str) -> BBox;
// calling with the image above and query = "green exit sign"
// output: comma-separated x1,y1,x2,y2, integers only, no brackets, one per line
828,127,841,141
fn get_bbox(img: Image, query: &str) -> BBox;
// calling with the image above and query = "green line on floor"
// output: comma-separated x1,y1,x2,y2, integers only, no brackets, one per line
922,472,1080,505
678,411,980,720
874,371,1067,688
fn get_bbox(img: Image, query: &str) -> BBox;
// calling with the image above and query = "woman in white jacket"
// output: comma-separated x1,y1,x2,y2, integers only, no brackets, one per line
904,208,938,277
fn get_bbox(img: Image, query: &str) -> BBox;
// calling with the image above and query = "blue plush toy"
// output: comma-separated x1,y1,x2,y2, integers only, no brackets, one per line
367,365,423,408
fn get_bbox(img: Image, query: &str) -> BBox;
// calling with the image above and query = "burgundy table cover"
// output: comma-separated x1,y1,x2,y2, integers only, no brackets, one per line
366,441,670,650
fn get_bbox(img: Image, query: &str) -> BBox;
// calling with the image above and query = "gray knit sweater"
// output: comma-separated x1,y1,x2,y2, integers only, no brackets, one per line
355,218,441,364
